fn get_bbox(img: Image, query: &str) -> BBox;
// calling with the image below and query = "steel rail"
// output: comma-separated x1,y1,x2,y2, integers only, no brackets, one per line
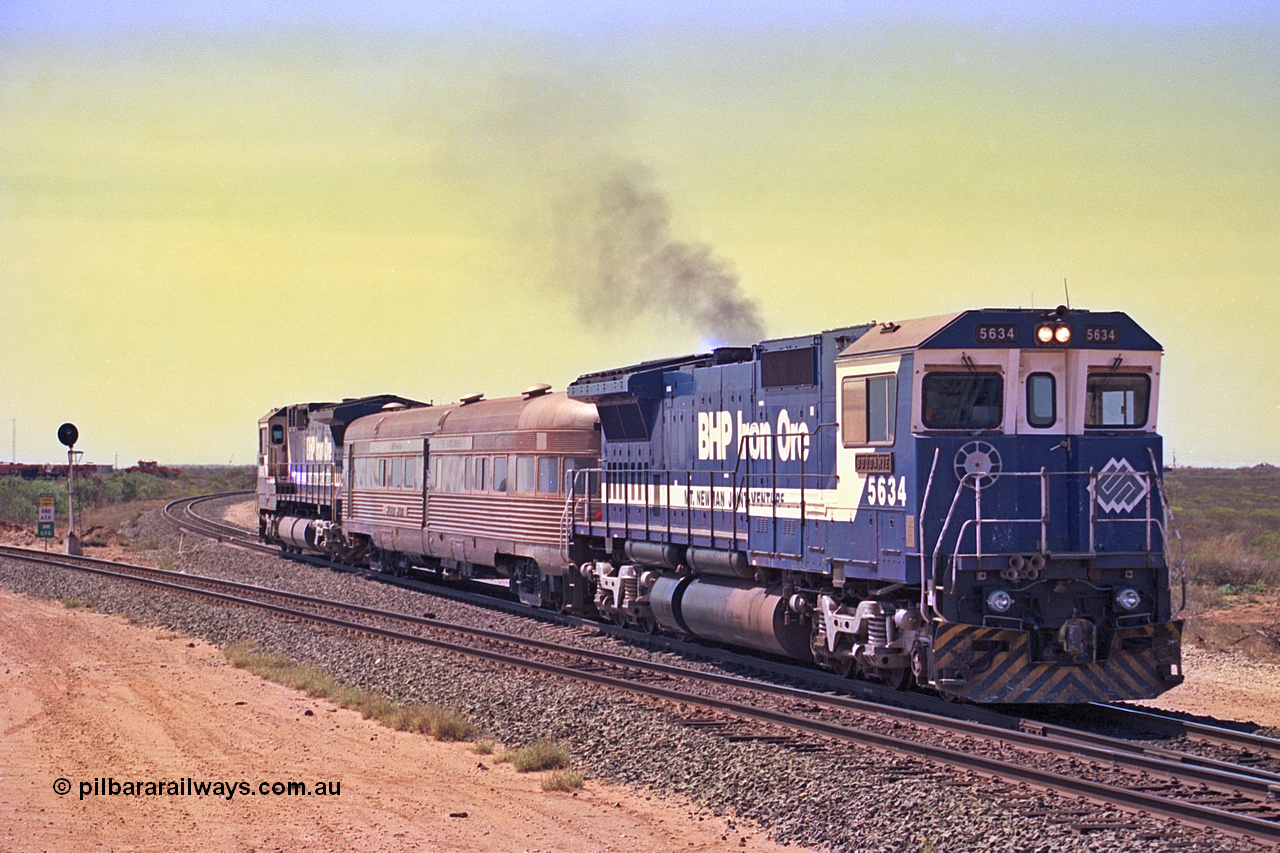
3,543,1280,846
1086,703,1280,761
169,495,1280,799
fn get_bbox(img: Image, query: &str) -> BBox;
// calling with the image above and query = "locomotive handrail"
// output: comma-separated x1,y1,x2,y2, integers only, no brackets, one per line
919,447,941,618
1147,447,1187,614
566,457,835,562
934,467,1167,594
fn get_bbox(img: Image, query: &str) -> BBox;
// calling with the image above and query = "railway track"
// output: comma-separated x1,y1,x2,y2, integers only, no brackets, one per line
6,507,1280,847
170,494,1280,771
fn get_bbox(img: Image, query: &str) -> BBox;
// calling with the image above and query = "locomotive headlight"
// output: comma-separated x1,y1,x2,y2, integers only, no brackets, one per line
1115,588,1142,611
1035,323,1072,346
986,590,1014,613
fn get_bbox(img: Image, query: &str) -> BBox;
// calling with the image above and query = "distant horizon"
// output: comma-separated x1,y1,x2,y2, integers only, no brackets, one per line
3,3,1277,467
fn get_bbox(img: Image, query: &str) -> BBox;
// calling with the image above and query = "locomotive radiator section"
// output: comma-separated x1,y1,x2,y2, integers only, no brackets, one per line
930,620,1183,704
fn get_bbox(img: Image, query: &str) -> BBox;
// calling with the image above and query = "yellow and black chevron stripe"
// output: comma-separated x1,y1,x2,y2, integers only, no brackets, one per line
930,621,1183,704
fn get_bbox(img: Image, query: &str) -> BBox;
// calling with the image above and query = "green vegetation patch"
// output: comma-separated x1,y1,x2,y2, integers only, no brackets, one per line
499,739,572,773
222,642,474,741
540,769,585,792
0,466,255,526
1164,467,1280,620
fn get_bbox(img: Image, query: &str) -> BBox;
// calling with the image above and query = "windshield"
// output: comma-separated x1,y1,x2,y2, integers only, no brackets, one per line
922,372,1003,429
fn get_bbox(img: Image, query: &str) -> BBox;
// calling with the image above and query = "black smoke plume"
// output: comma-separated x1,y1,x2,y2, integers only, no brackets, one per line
556,165,766,345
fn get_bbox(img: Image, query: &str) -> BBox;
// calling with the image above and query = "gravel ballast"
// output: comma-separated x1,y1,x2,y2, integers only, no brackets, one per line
0,501,1269,853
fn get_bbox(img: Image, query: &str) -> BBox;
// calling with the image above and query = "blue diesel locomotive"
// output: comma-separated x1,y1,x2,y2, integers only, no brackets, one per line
256,306,1183,704
565,307,1183,703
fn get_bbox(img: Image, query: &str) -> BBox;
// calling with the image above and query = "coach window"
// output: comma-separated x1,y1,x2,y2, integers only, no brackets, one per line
436,456,463,492
841,375,896,446
464,456,473,491
538,457,560,494
379,458,389,487
493,456,508,492
405,456,417,490
391,457,404,489
516,456,536,494
922,372,1003,430
1026,373,1056,428
1086,373,1150,428
475,456,487,492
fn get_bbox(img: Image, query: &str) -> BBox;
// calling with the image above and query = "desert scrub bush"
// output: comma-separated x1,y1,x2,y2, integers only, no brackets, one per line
471,741,496,755
389,704,475,741
501,739,572,773
1187,532,1280,591
222,643,473,740
0,476,67,524
61,597,86,609
541,769,585,792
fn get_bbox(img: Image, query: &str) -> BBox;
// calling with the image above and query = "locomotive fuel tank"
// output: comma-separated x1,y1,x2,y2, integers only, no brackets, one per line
650,574,812,660
274,515,330,553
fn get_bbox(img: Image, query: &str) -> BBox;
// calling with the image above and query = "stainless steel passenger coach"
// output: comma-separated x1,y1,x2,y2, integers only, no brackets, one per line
257,305,1184,704
341,386,599,608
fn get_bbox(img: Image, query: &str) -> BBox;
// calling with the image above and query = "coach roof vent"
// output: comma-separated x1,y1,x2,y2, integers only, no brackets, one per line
381,402,407,411
521,383,552,399
460,392,485,405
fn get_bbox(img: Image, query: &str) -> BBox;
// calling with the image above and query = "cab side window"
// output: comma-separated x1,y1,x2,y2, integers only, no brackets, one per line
841,375,896,446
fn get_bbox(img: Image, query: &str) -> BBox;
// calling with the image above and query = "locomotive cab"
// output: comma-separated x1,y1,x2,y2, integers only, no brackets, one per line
835,308,1183,702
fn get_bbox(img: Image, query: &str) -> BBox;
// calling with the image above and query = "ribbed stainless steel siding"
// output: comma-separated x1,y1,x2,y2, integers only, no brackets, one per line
428,493,562,544
349,490,423,526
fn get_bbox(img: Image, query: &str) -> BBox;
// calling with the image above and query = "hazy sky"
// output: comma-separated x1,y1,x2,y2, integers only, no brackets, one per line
2,2,1277,467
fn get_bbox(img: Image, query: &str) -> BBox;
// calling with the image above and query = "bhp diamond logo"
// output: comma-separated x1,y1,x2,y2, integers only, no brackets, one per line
1092,457,1150,514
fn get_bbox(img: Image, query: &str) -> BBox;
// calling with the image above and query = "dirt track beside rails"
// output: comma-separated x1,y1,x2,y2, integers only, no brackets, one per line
0,589,789,853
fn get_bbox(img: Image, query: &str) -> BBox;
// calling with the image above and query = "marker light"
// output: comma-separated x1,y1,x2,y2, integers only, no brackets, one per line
1115,588,1142,611
1036,325,1055,344
987,590,1014,613
1054,325,1072,344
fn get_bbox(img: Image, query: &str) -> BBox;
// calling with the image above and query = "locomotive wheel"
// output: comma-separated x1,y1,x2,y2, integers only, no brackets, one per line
833,658,856,679
544,586,566,614
636,615,658,635
881,667,912,691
